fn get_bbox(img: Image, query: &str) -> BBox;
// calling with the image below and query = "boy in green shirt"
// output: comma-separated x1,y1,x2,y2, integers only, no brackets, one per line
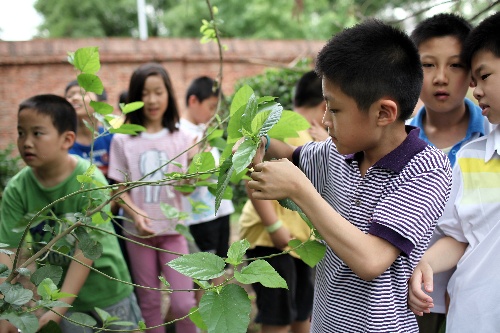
0,94,141,332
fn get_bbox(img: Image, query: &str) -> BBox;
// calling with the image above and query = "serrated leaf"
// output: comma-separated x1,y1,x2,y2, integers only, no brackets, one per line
4,284,33,305
0,311,39,333
36,300,72,308
168,252,225,280
257,104,283,137
37,278,58,300
90,101,113,115
233,138,258,174
74,227,103,261
288,239,326,267
188,152,216,180
31,265,63,286
215,158,234,213
73,46,100,74
199,284,251,333
226,239,250,266
267,110,310,139
69,312,97,328
235,260,287,289
77,73,103,95
241,94,258,133
207,182,232,200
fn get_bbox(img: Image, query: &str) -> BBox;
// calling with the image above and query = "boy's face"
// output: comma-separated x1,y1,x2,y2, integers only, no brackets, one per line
65,85,97,119
17,108,73,169
471,49,500,125
321,78,376,155
418,36,470,115
188,95,218,125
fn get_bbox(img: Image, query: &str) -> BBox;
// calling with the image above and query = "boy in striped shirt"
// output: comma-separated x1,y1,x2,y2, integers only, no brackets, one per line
408,11,500,332
244,19,452,332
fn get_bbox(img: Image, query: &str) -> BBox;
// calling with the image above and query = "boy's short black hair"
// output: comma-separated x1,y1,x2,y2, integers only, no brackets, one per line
461,11,500,68
410,13,472,49
65,80,108,102
18,94,77,134
315,19,423,120
293,71,323,108
185,76,220,107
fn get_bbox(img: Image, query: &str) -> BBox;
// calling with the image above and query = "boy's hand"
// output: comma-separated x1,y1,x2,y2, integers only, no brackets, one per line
38,311,62,330
309,119,329,142
232,136,267,168
248,158,307,201
408,260,435,316
268,226,292,250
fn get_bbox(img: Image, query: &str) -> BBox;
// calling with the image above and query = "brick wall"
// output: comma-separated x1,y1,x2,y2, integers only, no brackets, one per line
0,37,324,150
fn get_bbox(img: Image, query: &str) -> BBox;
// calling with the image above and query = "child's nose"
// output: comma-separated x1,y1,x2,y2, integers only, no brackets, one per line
433,68,448,85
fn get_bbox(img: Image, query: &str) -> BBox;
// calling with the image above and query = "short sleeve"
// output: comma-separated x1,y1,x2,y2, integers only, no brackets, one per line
0,180,26,247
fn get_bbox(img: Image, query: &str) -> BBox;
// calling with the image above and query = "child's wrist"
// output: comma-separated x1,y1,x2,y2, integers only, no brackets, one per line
264,134,271,152
265,219,283,233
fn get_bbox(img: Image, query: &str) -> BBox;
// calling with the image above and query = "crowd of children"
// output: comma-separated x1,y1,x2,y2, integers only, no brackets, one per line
1,10,499,333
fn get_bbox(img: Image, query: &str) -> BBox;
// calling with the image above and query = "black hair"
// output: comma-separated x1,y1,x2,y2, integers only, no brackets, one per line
461,11,500,68
410,13,472,50
64,79,107,102
293,71,323,108
126,63,179,133
18,94,77,134
315,19,423,121
185,76,219,107
119,90,128,105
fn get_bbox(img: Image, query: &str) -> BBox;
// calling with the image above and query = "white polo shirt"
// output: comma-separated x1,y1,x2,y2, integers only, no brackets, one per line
438,125,500,333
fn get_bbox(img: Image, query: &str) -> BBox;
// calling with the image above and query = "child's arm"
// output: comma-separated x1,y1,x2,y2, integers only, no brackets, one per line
37,247,93,329
408,236,467,316
113,185,155,235
249,158,402,281
244,181,292,250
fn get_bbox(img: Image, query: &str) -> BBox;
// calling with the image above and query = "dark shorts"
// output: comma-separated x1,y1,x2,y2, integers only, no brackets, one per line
246,246,314,326
189,214,230,257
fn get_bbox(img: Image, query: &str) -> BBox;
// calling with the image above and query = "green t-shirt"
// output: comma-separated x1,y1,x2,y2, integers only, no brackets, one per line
0,156,133,312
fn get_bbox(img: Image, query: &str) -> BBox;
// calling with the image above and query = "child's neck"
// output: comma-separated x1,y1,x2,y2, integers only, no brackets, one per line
144,120,165,133
423,105,470,149
33,155,78,188
76,118,97,145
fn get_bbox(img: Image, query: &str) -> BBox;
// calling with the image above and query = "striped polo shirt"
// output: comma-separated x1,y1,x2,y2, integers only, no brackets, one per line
293,126,452,332
437,125,500,333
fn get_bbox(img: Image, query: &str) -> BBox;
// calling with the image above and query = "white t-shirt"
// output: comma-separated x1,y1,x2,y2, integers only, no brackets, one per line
179,118,234,225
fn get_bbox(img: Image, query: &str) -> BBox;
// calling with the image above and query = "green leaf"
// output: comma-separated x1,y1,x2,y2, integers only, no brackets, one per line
69,312,97,328
90,101,113,115
175,223,194,242
252,103,283,136
235,260,287,289
94,307,111,323
206,128,224,141
109,123,146,135
240,93,258,133
215,158,234,213
158,275,170,288
189,306,207,331
121,101,144,114
289,239,326,268
0,263,8,275
160,203,189,221
76,175,94,183
233,138,258,174
226,239,250,266
207,182,232,201
74,227,103,261
226,104,246,144
37,278,58,300
77,73,104,96
0,311,39,333
31,265,63,286
73,46,100,74
4,284,33,305
267,111,310,139
230,85,254,116
188,152,216,180
199,284,251,333
167,252,226,280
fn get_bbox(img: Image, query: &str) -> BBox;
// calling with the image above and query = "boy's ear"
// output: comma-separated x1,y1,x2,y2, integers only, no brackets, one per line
375,98,398,126
187,95,200,108
61,131,76,150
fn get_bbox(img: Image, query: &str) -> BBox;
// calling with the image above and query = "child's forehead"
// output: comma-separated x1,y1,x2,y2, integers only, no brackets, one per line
18,108,54,126
471,49,499,74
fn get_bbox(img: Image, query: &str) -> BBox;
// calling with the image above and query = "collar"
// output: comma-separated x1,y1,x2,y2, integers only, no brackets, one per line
485,125,500,162
180,118,206,134
409,98,487,144
344,126,428,173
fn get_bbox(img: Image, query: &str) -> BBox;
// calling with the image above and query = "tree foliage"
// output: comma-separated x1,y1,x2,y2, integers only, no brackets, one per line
33,0,500,40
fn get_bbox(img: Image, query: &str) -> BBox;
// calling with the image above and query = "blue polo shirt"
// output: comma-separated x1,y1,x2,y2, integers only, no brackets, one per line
408,98,488,166
292,126,452,333
69,127,113,176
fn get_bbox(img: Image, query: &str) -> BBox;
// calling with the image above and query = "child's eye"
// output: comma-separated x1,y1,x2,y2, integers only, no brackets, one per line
451,63,464,68
422,63,434,68
34,131,43,136
329,109,338,114
481,73,491,81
